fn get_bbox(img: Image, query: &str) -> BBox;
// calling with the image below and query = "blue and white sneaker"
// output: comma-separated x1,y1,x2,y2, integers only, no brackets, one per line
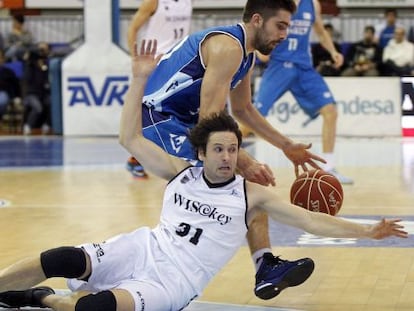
254,253,314,300
0,286,55,308
126,157,148,178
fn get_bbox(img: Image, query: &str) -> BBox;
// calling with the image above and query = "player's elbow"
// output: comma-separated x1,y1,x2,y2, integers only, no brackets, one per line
231,102,252,121
118,132,130,150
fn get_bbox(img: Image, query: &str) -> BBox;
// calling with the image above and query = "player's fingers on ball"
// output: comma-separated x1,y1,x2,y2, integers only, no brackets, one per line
262,164,274,178
311,153,326,163
306,159,320,170
300,164,307,173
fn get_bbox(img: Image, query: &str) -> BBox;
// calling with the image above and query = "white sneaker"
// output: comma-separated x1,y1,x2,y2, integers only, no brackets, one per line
327,168,354,185
41,124,50,135
23,124,31,135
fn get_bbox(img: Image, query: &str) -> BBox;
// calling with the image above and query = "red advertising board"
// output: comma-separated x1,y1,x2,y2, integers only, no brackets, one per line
1,0,24,9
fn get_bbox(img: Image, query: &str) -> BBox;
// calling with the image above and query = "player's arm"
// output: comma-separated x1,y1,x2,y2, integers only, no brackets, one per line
312,0,343,68
198,34,243,117
127,0,157,53
119,41,189,180
230,69,294,150
230,67,325,177
246,182,408,239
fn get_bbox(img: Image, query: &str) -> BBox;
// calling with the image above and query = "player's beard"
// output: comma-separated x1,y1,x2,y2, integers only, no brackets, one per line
254,28,280,55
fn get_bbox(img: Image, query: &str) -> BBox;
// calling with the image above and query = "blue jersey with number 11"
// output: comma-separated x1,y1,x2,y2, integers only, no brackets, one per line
271,0,315,68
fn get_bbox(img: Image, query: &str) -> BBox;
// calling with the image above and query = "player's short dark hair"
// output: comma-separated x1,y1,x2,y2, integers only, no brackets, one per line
384,8,397,16
13,14,25,24
364,25,375,34
242,0,297,23
324,23,333,31
188,111,242,159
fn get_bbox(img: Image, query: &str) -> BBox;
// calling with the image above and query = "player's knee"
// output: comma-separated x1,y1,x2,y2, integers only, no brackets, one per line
40,246,87,278
320,103,338,120
75,291,117,311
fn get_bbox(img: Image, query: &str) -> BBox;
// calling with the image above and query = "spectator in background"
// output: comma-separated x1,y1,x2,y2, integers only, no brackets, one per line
341,25,381,77
22,42,51,135
408,25,414,44
375,8,401,49
381,27,414,76
0,32,4,52
312,23,342,76
5,14,34,61
0,49,21,120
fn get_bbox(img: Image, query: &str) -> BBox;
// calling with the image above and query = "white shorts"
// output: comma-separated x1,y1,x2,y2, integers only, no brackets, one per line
67,227,197,311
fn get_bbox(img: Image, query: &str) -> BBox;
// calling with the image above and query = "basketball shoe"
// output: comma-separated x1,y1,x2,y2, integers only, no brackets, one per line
327,168,354,185
0,286,55,308
254,253,314,300
126,156,148,178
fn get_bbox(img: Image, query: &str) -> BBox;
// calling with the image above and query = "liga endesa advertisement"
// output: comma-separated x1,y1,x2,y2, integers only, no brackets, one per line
255,77,402,137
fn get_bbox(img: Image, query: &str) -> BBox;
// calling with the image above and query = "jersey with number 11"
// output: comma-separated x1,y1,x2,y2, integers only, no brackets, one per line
271,0,315,68
137,0,192,55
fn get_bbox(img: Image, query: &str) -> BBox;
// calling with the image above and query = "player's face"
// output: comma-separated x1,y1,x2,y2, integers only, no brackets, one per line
254,10,291,55
199,131,239,183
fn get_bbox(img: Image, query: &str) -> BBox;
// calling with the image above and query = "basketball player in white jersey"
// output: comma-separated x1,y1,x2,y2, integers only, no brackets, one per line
126,0,193,178
0,40,407,311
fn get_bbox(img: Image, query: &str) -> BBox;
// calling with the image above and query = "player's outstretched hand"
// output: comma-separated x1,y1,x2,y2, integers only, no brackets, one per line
369,219,408,239
282,142,326,177
240,160,276,187
131,40,163,79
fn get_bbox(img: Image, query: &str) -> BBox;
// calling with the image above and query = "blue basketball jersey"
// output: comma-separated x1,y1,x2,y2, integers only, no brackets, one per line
271,0,315,68
142,23,255,125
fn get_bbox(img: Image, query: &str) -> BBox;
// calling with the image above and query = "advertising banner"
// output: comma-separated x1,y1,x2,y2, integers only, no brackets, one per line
255,77,401,137
26,0,246,9
26,0,83,8
62,0,130,136
337,0,414,7
1,0,24,8
401,77,414,136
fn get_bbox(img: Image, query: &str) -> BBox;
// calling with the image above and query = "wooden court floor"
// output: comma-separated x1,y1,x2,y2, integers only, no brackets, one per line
0,135,413,311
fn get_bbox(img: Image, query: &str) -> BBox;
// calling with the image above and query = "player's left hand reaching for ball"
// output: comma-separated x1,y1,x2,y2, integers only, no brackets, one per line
282,141,326,177
369,219,408,240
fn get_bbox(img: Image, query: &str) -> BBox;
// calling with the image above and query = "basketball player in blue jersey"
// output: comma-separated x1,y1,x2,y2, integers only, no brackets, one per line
0,41,406,311
126,0,193,178
137,0,328,300
252,0,354,185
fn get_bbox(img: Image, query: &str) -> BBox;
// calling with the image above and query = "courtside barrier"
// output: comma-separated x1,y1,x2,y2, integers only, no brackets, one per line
255,77,402,137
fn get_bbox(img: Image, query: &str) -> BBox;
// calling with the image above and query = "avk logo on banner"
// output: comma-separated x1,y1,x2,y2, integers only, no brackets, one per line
63,74,130,135
67,76,129,106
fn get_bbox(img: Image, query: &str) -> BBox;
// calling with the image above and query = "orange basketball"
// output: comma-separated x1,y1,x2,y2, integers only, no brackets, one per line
290,169,343,215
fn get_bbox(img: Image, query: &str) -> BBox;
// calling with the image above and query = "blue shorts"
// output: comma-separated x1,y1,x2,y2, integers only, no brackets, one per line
142,106,201,166
255,61,335,118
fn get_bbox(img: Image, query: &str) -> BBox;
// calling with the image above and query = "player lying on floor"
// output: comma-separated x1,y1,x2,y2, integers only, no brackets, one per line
0,40,407,311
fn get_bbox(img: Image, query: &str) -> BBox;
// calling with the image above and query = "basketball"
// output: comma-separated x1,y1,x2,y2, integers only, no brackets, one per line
290,169,343,215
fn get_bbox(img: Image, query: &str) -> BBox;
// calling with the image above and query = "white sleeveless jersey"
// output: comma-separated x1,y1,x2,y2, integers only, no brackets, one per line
137,0,192,55
152,166,248,295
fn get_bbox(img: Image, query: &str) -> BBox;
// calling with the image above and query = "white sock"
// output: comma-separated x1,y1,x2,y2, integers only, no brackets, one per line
252,248,272,272
322,152,335,171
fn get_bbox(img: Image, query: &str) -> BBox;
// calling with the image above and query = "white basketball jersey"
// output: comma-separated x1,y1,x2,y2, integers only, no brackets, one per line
137,0,192,54
152,167,248,295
